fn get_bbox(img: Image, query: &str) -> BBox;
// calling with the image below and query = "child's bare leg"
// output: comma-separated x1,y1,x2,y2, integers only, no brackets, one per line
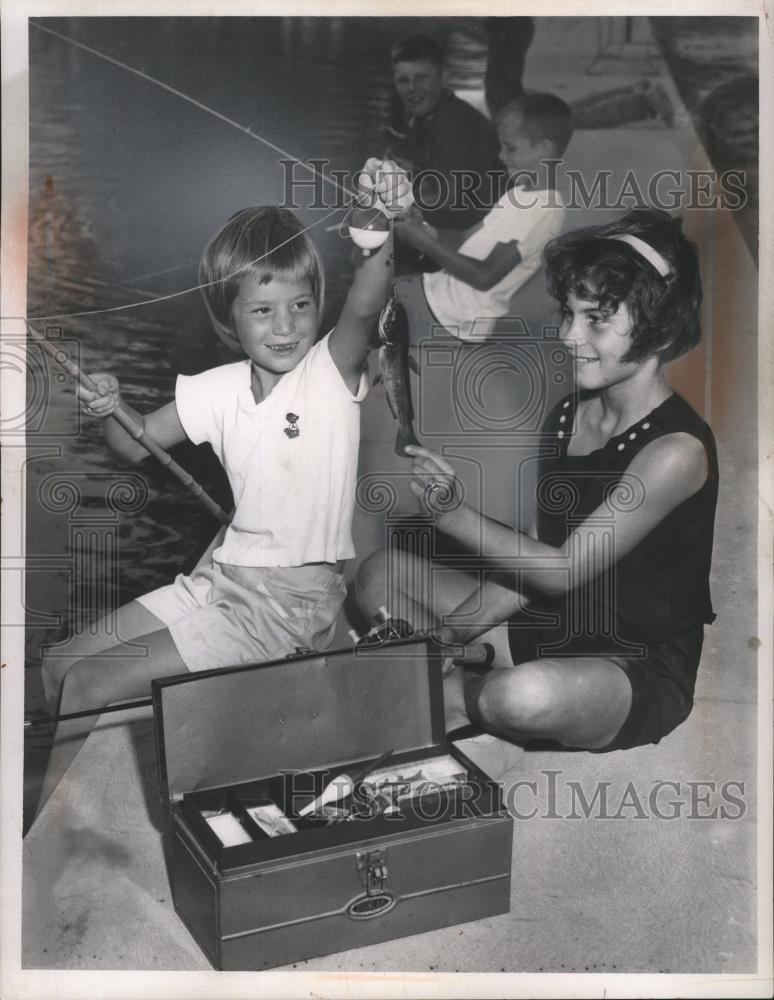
443,622,513,732
41,600,167,709
355,548,481,635
35,627,186,819
356,550,522,731
467,656,633,750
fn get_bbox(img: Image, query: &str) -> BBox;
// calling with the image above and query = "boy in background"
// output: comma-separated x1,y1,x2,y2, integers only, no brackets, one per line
386,33,503,237
393,93,572,343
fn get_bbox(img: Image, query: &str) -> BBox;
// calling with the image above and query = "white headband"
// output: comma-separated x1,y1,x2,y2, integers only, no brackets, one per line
608,234,672,278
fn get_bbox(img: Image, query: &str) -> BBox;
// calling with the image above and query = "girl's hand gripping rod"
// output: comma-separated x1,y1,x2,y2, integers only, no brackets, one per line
26,323,231,526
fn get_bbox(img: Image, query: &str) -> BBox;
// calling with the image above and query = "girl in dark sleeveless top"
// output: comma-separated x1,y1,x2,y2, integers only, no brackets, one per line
356,207,717,752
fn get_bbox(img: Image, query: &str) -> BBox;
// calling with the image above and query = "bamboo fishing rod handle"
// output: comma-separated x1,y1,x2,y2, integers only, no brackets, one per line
27,323,232,527
108,407,231,525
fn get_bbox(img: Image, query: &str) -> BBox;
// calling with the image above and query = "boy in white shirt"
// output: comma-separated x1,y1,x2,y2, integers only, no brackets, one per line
37,160,409,812
394,93,572,342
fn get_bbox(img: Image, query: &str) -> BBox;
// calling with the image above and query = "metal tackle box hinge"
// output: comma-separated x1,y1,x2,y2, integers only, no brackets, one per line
356,848,388,896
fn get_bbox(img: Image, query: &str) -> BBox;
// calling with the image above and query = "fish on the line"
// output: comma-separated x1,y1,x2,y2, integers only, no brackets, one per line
374,291,420,457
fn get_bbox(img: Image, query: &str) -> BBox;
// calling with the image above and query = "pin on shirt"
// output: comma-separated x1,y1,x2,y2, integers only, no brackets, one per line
284,412,300,438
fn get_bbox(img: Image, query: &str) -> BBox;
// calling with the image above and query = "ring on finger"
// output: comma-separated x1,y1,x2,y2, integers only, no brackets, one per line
428,480,442,493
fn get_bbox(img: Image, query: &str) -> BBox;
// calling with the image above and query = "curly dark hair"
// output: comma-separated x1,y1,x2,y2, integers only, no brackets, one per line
544,208,702,364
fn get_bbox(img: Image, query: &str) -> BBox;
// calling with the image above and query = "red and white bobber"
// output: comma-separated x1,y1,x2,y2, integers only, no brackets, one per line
348,159,413,256
348,201,391,255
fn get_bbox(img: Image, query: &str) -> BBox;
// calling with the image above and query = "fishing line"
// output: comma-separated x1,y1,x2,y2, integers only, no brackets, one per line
124,262,191,283
21,202,340,521
26,21,358,323
22,23,396,520
26,204,346,322
30,22,357,204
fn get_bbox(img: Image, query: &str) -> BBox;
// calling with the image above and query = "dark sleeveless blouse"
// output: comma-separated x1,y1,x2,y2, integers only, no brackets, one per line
518,391,718,655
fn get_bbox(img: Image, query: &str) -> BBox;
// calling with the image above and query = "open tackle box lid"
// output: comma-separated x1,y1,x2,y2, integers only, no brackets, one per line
152,637,445,803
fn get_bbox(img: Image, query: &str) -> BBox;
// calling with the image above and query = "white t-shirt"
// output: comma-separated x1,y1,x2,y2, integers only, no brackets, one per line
423,187,566,341
175,333,367,568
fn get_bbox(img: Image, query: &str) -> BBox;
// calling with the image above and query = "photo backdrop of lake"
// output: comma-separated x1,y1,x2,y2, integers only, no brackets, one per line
24,17,492,702
23,13,757,779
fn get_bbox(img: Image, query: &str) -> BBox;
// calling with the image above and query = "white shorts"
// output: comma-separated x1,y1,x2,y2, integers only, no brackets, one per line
137,560,346,673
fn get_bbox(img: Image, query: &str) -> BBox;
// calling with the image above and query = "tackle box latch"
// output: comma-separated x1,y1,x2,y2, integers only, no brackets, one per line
357,848,388,896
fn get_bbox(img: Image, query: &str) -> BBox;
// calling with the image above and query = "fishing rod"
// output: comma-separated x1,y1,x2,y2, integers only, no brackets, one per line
20,28,372,524
23,639,495,732
22,30,405,525
29,22,356,208
26,322,232,527
24,697,153,731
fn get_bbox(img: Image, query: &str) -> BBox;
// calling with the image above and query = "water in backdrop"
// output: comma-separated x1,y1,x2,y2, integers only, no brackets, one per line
22,15,759,821
24,17,489,720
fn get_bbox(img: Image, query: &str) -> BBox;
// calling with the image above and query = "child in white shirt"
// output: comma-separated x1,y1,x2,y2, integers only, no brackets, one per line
394,93,572,342
37,160,408,813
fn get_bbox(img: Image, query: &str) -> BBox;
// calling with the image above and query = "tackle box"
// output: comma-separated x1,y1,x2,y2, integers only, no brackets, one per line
152,637,513,970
